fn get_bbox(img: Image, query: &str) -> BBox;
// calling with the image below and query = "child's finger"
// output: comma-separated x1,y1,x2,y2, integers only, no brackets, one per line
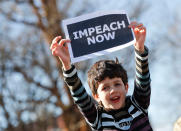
59,39,71,47
129,21,137,26
52,36,62,44
51,48,56,56
50,36,62,49
136,23,143,28
140,26,146,33
137,26,146,30
63,40,70,50
135,26,146,33
52,47,60,56
64,42,69,50
129,22,143,30
128,21,138,28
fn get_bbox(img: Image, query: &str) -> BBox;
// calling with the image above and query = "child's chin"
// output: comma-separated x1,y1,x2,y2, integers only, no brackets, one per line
113,105,122,110
109,104,123,110
104,103,124,110
112,103,124,109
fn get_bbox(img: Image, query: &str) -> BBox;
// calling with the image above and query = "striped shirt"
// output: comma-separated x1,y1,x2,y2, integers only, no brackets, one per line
63,46,152,131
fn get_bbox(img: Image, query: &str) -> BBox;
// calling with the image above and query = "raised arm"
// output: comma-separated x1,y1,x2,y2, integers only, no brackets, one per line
50,36,71,70
129,22,151,110
50,36,98,126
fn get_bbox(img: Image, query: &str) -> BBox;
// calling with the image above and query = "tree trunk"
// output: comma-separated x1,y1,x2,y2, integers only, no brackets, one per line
29,0,91,130
58,105,91,131
42,19,91,131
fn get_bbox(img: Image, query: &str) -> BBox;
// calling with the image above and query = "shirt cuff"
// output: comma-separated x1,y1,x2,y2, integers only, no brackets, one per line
62,65,76,77
135,46,149,57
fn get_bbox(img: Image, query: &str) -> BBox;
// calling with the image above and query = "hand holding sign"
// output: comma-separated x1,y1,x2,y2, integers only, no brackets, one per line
129,22,146,53
50,36,71,70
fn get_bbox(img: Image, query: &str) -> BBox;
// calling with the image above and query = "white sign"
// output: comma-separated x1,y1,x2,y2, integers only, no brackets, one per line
63,10,135,63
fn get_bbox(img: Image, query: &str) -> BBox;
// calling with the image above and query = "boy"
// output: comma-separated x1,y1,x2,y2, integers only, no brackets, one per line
50,22,152,130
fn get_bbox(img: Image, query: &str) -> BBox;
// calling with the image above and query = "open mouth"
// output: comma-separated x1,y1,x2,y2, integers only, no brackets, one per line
110,96,120,103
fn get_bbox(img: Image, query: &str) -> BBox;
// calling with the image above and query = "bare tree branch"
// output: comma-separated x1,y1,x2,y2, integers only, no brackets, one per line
29,0,46,31
0,0,28,4
13,66,68,110
0,8,37,27
13,66,49,89
14,0,28,4
0,92,14,129
62,0,73,17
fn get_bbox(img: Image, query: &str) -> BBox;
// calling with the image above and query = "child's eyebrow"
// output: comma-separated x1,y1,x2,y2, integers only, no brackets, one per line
102,83,109,86
113,79,122,83
114,80,121,82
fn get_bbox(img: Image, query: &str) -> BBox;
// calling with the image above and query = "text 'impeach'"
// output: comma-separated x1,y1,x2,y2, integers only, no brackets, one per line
72,21,126,45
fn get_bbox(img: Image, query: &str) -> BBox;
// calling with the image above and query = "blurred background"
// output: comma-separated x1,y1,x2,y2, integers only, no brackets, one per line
0,0,181,131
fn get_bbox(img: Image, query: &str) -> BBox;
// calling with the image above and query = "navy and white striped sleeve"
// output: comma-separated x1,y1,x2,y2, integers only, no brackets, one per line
133,46,151,110
62,65,98,125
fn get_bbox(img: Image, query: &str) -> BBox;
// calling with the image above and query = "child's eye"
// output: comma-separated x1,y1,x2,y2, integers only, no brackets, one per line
102,86,109,91
115,83,121,87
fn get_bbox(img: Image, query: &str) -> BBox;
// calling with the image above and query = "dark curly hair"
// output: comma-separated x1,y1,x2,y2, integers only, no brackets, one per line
87,58,128,95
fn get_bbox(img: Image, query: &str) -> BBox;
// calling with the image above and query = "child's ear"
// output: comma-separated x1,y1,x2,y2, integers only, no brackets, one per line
125,83,129,93
93,94,100,102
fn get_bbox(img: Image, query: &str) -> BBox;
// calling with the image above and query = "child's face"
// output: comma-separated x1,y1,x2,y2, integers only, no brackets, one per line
94,77,128,110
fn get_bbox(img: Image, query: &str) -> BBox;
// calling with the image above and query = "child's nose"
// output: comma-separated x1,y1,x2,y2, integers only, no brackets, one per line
110,87,116,94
